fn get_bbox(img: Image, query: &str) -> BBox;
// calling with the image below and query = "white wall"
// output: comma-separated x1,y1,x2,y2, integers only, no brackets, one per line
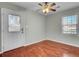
20,9,46,45
0,2,25,11
1,8,26,52
0,3,46,52
0,9,1,51
1,2,79,52
46,7,79,47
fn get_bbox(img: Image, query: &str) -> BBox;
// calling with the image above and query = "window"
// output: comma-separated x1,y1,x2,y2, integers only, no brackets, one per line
8,14,21,32
62,15,78,34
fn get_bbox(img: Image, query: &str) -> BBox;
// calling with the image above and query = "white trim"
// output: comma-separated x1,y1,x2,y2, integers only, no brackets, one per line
0,44,25,53
1,39,79,53
1,39,46,53
23,39,46,46
46,38,79,47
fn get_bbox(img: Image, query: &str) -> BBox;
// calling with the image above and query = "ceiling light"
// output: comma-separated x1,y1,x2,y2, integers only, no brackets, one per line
38,2,58,15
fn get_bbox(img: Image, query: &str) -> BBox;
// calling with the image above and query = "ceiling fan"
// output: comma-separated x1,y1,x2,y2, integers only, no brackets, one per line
38,2,59,15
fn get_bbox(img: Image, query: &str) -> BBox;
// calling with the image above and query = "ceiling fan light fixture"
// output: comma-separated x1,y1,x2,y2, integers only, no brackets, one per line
38,2,58,15
42,8,49,14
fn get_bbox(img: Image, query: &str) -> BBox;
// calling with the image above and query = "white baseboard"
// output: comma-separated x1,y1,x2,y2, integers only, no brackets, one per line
1,39,46,53
23,39,46,46
1,44,25,53
1,38,79,53
46,38,79,47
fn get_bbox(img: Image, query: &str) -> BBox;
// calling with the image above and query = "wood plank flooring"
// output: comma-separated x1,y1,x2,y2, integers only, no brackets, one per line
0,40,79,57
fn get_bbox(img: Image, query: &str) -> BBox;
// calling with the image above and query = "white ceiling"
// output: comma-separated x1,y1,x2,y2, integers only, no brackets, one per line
10,2,79,15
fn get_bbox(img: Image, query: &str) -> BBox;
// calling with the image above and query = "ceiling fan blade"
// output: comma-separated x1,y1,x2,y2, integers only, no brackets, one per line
45,2,48,5
50,9,56,11
51,3,56,6
38,3,42,6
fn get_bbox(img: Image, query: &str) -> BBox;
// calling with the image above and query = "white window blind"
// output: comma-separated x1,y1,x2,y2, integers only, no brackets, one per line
62,15,78,34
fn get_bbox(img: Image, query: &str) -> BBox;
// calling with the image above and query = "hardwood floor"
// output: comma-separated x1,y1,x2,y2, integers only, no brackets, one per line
0,40,79,57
